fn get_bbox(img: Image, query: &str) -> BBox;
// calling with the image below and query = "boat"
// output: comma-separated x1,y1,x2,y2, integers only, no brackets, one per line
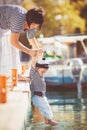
37,35,87,90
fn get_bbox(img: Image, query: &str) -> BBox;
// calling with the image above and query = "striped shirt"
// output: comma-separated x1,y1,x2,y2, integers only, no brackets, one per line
26,28,37,39
30,66,46,96
0,4,36,38
0,4,27,33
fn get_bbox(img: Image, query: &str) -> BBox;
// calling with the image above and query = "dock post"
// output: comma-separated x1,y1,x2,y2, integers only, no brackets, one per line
11,68,18,90
0,75,8,103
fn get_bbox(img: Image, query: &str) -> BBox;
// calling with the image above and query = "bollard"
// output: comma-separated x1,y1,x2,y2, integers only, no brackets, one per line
21,64,26,75
11,68,18,90
21,64,29,75
0,75,7,103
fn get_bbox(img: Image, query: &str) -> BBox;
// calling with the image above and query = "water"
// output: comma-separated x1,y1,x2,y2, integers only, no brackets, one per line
26,90,87,130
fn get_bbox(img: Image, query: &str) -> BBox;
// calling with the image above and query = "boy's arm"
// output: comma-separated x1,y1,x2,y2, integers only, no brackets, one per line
31,46,44,68
31,55,37,68
29,37,43,68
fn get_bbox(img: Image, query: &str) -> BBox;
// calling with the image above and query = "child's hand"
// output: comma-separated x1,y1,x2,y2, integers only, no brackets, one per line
37,48,44,59
29,49,38,57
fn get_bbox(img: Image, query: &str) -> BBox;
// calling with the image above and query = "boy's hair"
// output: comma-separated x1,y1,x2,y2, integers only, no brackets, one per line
26,7,45,30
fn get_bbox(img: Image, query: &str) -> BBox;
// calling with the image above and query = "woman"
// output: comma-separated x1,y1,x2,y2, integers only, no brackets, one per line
0,4,44,75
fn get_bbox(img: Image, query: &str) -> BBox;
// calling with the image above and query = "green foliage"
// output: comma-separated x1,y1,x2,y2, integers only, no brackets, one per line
60,3,85,34
32,0,85,36
33,0,61,36
21,0,36,10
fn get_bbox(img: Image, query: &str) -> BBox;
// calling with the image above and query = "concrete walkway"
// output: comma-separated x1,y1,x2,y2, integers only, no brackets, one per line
0,81,31,130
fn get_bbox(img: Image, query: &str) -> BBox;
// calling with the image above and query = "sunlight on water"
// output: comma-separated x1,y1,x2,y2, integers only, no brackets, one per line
26,91,87,130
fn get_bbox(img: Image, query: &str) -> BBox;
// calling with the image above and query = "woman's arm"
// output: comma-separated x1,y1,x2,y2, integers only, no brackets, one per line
10,32,38,56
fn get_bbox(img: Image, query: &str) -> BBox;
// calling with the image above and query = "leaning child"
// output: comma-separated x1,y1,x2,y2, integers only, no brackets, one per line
30,53,58,126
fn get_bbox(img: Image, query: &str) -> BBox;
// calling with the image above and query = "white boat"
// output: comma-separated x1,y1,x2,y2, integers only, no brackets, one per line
38,36,87,88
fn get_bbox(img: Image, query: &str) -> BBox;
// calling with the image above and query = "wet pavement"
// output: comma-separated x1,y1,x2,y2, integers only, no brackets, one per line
26,90,87,130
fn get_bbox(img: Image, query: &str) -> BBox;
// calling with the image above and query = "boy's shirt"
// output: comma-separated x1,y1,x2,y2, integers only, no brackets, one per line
30,66,46,96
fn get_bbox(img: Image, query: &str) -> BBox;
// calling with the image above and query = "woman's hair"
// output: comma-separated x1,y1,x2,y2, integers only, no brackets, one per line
26,7,45,30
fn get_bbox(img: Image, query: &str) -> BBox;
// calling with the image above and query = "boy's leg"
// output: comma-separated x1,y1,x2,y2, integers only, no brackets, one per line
32,95,58,126
32,95,53,119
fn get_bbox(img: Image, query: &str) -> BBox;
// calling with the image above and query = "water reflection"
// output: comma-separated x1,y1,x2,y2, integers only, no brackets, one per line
26,90,87,130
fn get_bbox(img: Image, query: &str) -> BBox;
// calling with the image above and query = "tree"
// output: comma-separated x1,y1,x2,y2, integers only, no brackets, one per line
32,0,61,36
21,0,35,10
54,3,85,35
80,4,87,33
32,0,85,36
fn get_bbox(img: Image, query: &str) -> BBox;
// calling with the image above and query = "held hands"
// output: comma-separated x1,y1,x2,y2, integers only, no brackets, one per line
29,49,38,57
29,48,44,59
30,48,44,67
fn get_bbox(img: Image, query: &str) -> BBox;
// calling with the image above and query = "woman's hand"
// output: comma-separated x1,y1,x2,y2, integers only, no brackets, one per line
29,48,43,59
28,49,38,57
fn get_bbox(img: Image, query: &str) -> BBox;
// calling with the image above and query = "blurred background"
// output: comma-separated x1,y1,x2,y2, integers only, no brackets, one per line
1,0,87,36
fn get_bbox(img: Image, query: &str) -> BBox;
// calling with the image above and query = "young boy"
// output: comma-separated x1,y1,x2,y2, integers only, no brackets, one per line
30,56,58,126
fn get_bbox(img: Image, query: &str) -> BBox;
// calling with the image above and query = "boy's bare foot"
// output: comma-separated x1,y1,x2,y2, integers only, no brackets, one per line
45,119,58,126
